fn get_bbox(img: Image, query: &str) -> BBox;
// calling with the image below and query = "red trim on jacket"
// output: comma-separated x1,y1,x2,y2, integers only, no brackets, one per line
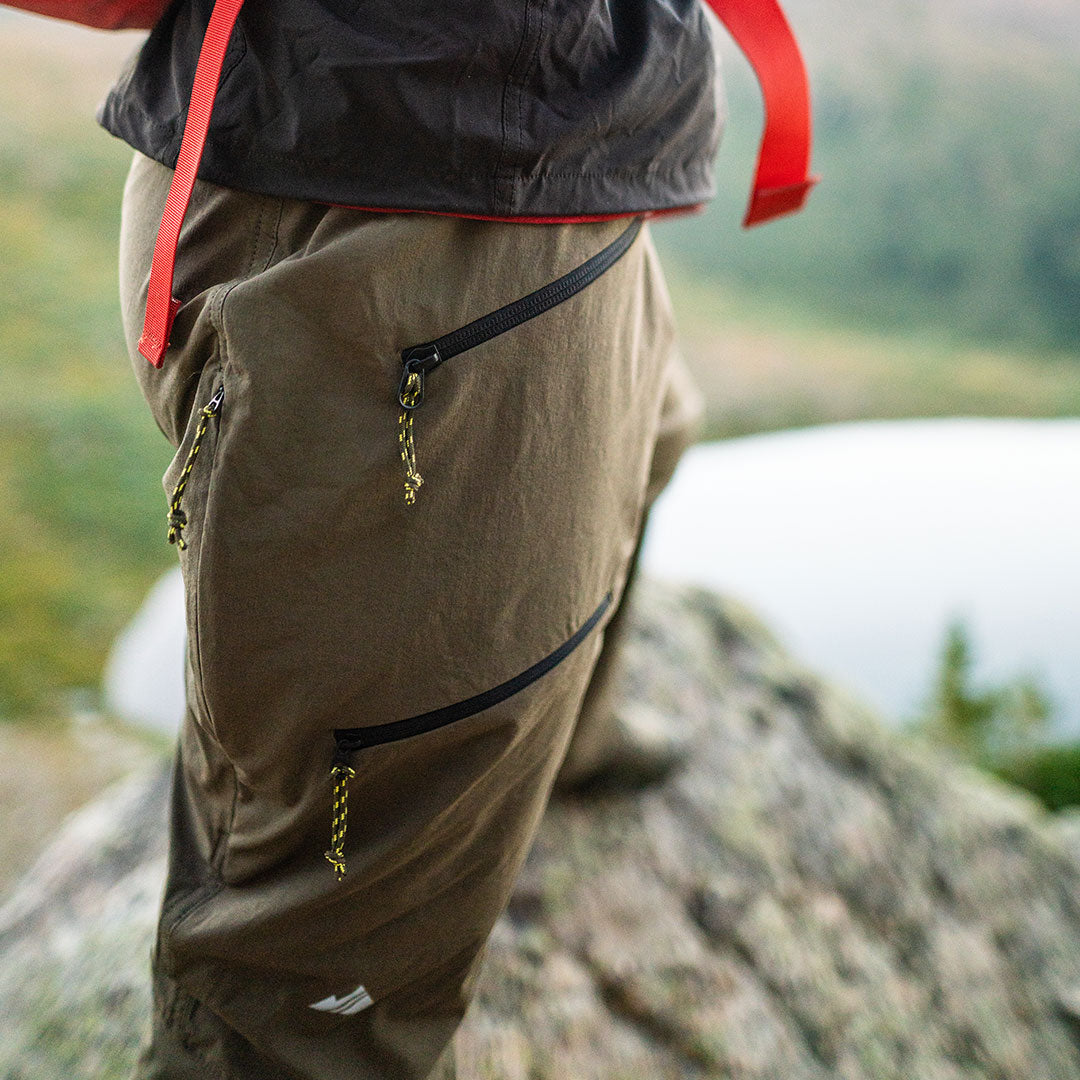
322,203,706,226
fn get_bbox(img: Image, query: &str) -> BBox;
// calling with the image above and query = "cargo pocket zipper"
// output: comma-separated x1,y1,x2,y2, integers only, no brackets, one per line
166,383,225,548
322,589,613,879
396,217,642,505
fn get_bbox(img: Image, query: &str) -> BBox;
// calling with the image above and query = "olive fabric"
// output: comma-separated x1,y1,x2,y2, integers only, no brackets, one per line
99,0,725,218
119,150,703,1079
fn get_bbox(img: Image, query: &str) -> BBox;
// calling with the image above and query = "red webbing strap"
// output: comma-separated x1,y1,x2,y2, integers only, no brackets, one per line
705,0,819,227
138,0,245,366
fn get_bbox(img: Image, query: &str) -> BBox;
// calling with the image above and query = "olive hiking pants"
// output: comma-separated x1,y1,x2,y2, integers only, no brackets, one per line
118,151,703,1079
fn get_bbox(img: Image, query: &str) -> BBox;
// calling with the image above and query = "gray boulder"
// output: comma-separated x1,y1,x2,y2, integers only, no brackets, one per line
101,568,186,739
3,578,1080,1079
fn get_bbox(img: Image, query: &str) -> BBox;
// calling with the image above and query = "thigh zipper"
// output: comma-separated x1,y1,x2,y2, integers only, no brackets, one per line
323,590,613,879
396,217,642,505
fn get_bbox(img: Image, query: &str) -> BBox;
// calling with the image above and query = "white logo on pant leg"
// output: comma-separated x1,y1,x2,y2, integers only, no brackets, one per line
309,984,374,1015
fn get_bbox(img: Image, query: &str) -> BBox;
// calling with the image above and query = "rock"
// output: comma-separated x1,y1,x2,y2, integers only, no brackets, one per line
101,567,186,739
0,765,169,1079
3,577,1080,1080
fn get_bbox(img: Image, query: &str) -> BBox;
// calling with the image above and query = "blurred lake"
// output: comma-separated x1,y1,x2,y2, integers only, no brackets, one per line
643,417,1080,742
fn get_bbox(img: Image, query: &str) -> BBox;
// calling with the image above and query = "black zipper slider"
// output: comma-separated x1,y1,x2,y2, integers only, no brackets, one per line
397,359,425,410
205,384,225,415
398,344,440,410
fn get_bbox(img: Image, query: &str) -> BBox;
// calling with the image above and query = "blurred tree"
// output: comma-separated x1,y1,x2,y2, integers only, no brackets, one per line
906,617,1054,768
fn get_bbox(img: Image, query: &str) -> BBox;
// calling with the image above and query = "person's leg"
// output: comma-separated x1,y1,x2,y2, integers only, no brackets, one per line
120,152,682,1078
554,347,705,790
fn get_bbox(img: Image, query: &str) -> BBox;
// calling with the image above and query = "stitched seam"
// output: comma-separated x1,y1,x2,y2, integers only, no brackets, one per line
189,316,237,868
512,0,547,213
260,199,286,273
213,767,241,878
176,147,711,180
205,198,274,343
244,198,268,281
187,357,223,741
214,279,245,365
493,0,534,215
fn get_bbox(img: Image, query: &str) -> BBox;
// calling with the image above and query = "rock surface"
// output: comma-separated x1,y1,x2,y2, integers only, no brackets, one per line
3,578,1080,1080
101,568,187,739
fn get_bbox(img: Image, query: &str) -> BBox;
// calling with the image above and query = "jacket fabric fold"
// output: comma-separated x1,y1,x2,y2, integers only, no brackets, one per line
97,0,725,218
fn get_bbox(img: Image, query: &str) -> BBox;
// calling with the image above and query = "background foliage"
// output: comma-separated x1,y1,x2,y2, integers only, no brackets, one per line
663,0,1080,352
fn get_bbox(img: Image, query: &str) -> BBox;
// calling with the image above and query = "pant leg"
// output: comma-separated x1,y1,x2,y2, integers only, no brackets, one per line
555,348,705,787
120,150,683,1079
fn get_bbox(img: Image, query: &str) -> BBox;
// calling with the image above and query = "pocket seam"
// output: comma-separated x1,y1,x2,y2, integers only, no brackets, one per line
190,366,226,745
163,360,227,744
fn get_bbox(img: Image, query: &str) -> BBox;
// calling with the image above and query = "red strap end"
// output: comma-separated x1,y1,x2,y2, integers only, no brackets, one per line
139,0,245,369
137,296,181,368
706,0,818,229
743,175,820,228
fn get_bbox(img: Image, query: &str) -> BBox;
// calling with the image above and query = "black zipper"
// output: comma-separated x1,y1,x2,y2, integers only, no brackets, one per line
396,216,642,410
333,589,612,757
394,217,642,504
322,589,613,880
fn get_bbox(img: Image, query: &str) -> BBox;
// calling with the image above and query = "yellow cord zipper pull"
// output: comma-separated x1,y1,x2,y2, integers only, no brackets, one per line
325,761,357,880
397,369,424,506
397,349,437,506
167,384,224,548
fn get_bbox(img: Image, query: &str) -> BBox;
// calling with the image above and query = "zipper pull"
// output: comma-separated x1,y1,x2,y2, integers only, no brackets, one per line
166,384,225,548
325,750,357,881
396,346,439,506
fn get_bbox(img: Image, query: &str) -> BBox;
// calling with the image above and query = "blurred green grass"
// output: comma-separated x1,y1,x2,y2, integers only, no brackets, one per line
0,20,174,720
663,264,1080,441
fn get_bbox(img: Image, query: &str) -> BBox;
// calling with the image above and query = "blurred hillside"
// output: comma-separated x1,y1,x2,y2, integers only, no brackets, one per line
657,0,1080,352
